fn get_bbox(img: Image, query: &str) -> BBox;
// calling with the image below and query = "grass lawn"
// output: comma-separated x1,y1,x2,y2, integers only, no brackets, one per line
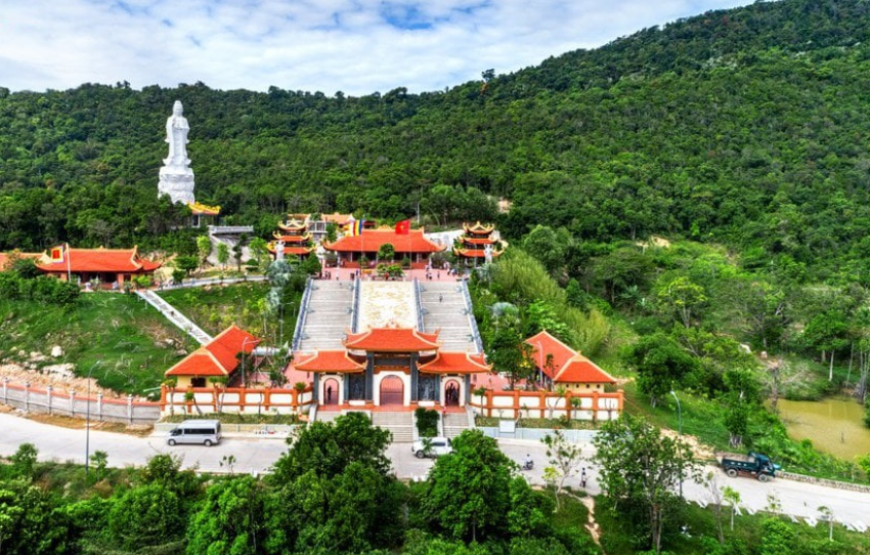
0,293,193,397
159,282,299,346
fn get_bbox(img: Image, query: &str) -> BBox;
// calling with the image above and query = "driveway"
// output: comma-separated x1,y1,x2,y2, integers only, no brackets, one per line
2,413,870,527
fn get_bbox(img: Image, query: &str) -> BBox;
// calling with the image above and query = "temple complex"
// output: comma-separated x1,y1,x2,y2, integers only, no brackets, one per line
453,222,504,264
268,213,315,260
323,227,444,269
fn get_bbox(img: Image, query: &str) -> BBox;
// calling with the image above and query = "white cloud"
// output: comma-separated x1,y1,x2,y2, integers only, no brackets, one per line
0,0,754,95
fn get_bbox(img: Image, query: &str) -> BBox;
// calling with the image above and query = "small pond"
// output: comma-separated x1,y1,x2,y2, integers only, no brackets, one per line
776,396,870,460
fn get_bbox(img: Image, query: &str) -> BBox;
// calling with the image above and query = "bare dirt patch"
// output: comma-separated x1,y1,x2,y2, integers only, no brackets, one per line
22,412,153,436
0,363,125,399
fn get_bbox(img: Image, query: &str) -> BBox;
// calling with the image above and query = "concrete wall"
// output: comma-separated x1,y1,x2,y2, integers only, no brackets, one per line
1,379,159,423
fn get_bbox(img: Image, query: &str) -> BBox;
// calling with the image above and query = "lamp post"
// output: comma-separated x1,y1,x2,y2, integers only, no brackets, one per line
85,360,102,480
535,341,544,390
670,389,683,498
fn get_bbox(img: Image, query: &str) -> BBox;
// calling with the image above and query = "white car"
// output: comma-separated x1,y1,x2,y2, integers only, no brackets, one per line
412,437,453,458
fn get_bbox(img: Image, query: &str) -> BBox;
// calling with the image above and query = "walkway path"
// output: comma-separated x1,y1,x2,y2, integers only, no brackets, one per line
135,290,213,345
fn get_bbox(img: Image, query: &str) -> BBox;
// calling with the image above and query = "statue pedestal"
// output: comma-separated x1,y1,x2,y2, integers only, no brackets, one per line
158,165,195,204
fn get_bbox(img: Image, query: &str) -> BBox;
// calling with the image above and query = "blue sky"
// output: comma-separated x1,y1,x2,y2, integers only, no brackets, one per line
0,0,754,95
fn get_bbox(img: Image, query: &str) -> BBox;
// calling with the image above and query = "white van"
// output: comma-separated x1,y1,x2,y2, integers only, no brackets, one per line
167,419,222,446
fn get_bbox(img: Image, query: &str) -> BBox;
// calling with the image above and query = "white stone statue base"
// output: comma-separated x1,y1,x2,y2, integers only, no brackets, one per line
158,166,195,205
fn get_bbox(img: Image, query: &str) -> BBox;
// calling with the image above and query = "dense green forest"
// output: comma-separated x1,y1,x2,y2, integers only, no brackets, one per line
1,0,870,280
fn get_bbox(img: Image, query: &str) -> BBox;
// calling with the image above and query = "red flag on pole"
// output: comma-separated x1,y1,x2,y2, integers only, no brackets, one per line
395,219,411,235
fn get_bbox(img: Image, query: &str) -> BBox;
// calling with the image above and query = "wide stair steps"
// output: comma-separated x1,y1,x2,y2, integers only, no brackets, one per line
443,412,470,439
419,282,478,353
372,411,415,443
296,280,354,352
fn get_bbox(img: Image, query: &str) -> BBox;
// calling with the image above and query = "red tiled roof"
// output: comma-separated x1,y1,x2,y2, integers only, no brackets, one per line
555,354,616,384
324,228,445,254
165,325,258,377
278,222,307,232
272,232,311,242
418,351,491,374
454,248,504,259
463,237,496,245
37,247,161,274
294,350,365,373
345,327,441,352
525,330,576,380
524,330,615,384
463,222,495,235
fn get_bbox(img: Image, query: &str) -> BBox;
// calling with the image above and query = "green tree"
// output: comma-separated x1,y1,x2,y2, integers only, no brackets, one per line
593,414,697,554
175,254,199,276
541,430,586,509
270,411,392,482
627,334,698,408
217,242,230,271
196,235,212,267
107,483,185,552
9,443,38,481
423,430,514,543
522,227,566,278
378,242,396,261
186,476,266,555
655,275,707,328
90,450,108,481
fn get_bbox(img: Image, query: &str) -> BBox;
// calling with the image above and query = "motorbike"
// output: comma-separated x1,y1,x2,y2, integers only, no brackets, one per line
522,459,534,471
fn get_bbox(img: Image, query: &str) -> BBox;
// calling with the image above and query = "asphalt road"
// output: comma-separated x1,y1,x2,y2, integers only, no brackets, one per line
2,413,869,528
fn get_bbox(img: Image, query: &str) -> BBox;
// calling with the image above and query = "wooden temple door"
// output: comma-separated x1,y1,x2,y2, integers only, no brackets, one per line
379,376,404,406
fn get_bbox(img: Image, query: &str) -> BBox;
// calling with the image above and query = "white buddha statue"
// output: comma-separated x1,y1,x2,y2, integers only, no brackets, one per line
164,101,191,167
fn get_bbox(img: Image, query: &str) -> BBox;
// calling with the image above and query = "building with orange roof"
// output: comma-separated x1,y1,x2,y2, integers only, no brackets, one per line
35,246,161,289
268,214,315,260
164,325,259,388
454,222,504,264
323,227,445,269
293,322,491,408
524,330,616,393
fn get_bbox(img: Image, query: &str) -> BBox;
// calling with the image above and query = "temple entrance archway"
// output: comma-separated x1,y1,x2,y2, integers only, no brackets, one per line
323,378,340,405
380,376,404,405
444,379,461,406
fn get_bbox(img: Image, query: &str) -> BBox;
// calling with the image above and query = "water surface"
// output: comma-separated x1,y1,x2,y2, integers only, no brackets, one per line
776,397,870,460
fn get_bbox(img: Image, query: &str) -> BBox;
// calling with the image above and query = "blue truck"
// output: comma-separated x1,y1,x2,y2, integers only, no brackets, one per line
720,451,778,482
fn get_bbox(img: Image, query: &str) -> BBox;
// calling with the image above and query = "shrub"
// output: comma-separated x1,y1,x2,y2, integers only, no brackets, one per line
415,407,440,437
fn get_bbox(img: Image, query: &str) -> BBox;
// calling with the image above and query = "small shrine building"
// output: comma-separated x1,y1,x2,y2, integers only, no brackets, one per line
454,222,504,263
164,325,259,388
525,330,616,392
323,227,445,269
268,213,315,260
36,246,161,288
293,324,491,408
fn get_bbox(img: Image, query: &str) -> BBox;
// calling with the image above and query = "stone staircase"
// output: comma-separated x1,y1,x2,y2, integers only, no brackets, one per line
443,411,470,440
295,280,354,352
372,411,415,443
136,289,212,345
419,282,479,353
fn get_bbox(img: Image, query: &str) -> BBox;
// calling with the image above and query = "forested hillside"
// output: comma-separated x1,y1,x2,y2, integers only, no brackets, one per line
2,0,870,282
